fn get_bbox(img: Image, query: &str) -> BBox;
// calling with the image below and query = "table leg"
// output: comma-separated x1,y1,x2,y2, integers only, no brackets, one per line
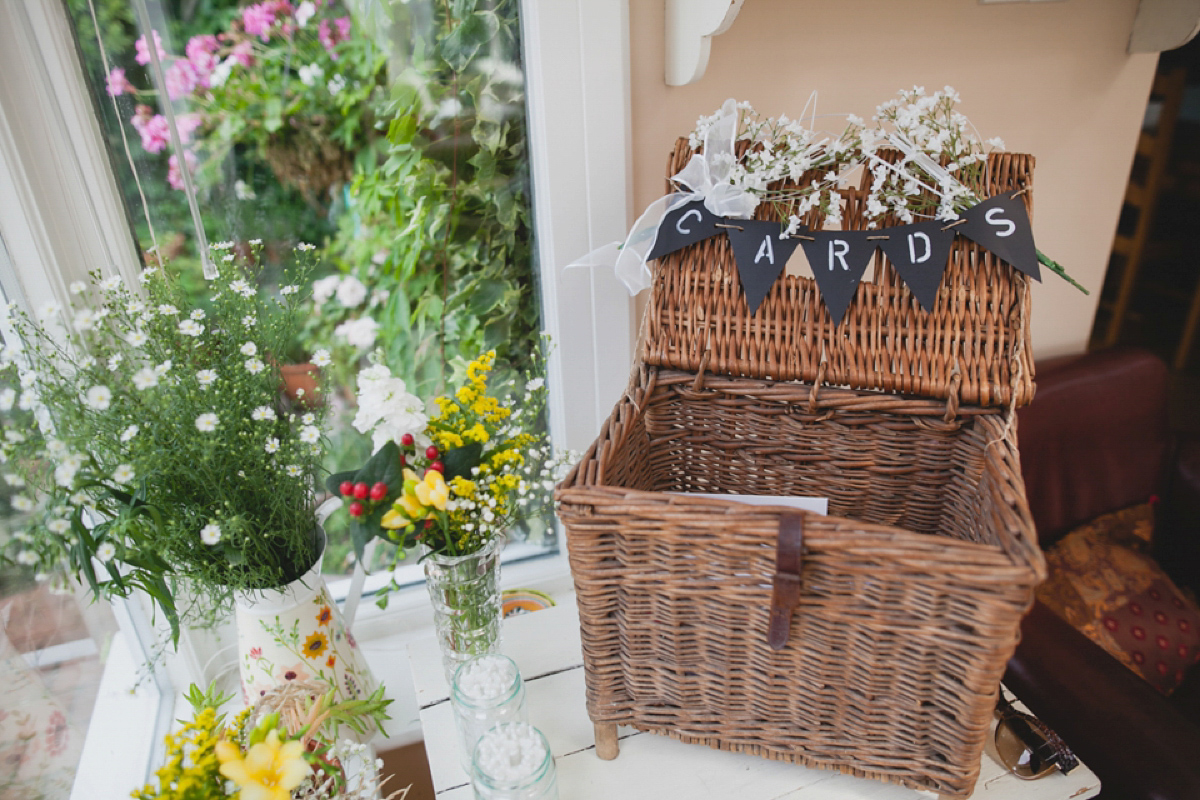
595,722,619,760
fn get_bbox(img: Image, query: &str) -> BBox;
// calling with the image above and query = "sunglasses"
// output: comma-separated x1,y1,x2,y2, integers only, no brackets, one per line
993,693,1079,780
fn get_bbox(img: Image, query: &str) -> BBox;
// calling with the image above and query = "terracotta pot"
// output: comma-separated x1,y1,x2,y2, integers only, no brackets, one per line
279,362,322,408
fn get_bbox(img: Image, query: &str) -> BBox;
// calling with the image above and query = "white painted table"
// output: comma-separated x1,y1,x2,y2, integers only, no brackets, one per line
407,600,1101,799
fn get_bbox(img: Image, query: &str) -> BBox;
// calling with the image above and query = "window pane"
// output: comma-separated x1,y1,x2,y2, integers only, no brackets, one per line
0,240,123,799
63,0,556,591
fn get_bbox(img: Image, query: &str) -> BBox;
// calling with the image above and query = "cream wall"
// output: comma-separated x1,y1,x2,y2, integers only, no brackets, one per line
628,0,1159,359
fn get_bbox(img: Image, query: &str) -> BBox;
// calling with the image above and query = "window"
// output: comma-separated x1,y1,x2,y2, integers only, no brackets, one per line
0,0,634,779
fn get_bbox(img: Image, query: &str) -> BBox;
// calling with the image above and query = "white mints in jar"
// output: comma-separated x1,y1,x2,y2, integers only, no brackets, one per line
457,655,518,702
474,722,548,783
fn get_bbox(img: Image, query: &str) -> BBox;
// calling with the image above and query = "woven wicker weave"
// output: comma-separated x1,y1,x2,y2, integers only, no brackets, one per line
557,367,1044,797
643,141,1036,408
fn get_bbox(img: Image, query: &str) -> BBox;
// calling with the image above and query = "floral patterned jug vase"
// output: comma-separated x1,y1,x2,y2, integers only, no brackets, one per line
234,534,377,740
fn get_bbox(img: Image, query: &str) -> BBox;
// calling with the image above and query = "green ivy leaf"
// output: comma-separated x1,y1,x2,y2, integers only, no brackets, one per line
439,11,500,72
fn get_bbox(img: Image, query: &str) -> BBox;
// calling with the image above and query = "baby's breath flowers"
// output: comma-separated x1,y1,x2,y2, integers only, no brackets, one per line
686,89,1085,292
0,242,333,641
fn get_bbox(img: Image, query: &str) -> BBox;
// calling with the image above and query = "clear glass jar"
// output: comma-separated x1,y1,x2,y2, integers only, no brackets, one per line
471,722,558,800
424,536,503,682
450,654,528,770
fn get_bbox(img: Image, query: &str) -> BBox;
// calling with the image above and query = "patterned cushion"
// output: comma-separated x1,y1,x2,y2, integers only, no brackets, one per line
1037,504,1200,694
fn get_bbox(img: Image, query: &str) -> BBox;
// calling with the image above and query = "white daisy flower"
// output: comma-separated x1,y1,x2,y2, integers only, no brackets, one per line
132,368,158,390
285,464,303,477
0,388,15,411
107,354,123,371
190,309,206,321
297,242,315,251
195,412,219,432
126,301,145,315
112,464,135,484
300,425,319,444
280,285,299,296
178,319,204,337
70,492,89,506
37,301,62,319
12,495,35,512
47,518,70,534
3,473,23,487
96,542,116,562
244,358,265,375
84,385,112,410
242,315,257,328
196,369,217,388
69,281,87,295
154,360,172,376
311,349,331,367
264,437,280,454
100,276,123,292
126,330,149,347
229,280,255,298
252,406,276,422
157,304,179,315
240,341,257,357
72,310,98,331
120,424,139,442
16,551,38,566
200,523,221,545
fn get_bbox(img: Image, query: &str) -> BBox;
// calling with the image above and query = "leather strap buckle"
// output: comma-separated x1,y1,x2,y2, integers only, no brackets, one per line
767,513,805,650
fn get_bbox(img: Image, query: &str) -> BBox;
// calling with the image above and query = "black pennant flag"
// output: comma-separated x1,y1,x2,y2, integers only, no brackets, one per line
724,221,801,319
957,192,1041,281
801,231,878,326
647,199,720,262
726,220,801,316
879,220,956,312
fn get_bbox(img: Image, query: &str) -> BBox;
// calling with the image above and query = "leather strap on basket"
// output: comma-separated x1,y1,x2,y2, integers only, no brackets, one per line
767,513,805,650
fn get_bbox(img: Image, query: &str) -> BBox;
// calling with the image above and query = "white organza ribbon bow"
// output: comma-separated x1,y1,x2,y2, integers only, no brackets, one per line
568,98,759,294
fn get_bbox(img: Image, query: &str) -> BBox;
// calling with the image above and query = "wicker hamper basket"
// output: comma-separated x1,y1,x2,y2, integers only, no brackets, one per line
556,140,1047,797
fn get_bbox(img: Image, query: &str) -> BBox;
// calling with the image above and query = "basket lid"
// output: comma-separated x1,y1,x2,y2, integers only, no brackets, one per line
642,139,1036,409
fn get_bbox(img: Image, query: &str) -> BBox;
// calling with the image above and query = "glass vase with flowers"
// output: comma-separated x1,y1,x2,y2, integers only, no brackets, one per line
327,348,559,680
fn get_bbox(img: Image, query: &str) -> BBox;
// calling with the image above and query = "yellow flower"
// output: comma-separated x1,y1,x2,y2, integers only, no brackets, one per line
434,430,464,450
381,507,412,529
302,631,329,659
455,386,477,406
464,423,489,444
450,476,476,499
414,470,449,510
216,729,308,800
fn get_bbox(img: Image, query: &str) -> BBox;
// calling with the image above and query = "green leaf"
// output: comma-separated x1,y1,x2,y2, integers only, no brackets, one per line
439,11,500,72
467,278,508,316
440,442,483,482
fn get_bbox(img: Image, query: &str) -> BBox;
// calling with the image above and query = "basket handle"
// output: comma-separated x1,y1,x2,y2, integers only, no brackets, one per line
767,513,806,650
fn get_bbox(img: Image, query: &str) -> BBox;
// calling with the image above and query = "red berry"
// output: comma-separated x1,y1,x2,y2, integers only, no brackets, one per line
339,481,355,497
369,482,388,502
398,454,407,467
428,460,444,474
424,519,434,528
352,482,369,500
348,501,364,517
401,433,414,446
425,445,439,460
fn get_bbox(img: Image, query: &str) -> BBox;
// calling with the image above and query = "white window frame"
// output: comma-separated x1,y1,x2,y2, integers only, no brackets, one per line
0,0,634,752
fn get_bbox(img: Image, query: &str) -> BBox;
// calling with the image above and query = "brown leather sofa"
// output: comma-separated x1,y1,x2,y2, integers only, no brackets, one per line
1004,347,1200,800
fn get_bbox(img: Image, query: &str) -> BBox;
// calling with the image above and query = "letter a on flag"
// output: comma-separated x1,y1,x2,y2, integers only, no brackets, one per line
800,231,877,326
727,220,801,316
